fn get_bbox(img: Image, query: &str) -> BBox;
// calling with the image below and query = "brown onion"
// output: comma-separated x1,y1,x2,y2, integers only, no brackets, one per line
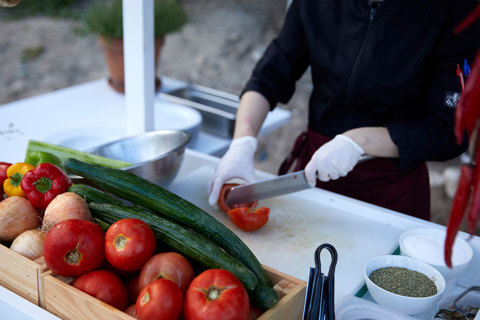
0,196,41,242
42,192,93,231
10,229,46,260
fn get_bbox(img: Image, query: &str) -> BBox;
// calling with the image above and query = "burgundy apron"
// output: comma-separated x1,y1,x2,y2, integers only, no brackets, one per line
278,129,431,220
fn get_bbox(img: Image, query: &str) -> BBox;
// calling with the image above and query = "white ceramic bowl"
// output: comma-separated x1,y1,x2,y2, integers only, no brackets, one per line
364,255,446,315
399,228,473,283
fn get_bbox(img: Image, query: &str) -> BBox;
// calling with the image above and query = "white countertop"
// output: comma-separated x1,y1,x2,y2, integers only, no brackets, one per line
0,78,291,162
172,149,480,320
0,149,478,320
1,81,478,319
0,286,60,320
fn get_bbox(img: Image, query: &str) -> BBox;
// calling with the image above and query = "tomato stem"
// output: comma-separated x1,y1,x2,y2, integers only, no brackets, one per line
64,242,83,265
140,292,150,306
199,285,236,301
208,288,220,300
113,234,128,251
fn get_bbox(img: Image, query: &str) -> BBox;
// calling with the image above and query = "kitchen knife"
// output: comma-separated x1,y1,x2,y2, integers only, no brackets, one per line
224,170,311,205
225,155,374,205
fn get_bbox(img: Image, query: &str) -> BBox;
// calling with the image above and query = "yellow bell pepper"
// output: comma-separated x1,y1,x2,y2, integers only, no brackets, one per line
3,162,35,197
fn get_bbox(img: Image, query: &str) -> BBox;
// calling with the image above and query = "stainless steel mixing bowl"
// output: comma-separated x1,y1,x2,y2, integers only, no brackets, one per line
87,129,191,186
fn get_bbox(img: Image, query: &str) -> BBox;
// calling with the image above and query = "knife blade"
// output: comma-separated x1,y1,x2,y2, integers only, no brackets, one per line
224,155,375,205
224,170,311,205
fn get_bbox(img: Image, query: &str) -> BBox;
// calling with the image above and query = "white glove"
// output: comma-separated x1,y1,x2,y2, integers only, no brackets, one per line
208,136,258,207
304,134,364,184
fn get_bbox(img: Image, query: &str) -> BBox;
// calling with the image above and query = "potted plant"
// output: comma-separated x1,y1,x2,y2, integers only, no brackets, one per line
83,0,187,93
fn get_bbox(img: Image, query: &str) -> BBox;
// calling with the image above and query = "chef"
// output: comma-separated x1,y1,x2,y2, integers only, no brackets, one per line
208,0,480,220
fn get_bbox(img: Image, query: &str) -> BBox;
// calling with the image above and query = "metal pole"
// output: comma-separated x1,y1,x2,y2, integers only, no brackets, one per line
122,0,155,135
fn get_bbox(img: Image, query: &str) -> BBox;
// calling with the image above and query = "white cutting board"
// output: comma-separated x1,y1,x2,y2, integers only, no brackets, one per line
167,166,403,303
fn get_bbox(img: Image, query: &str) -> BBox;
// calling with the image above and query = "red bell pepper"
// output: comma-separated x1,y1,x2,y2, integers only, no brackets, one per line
20,163,71,210
0,162,11,196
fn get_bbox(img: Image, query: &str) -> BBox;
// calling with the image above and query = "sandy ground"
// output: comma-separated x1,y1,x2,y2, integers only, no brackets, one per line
0,0,478,235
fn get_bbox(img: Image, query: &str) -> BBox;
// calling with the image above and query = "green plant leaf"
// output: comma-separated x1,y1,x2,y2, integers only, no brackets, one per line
82,0,188,40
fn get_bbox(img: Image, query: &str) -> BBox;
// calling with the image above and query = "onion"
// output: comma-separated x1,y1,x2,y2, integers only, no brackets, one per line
0,196,41,242
42,192,93,231
10,229,46,260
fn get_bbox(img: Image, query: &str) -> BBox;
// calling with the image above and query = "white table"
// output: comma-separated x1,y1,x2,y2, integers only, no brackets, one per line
1,82,478,319
0,286,60,320
0,78,291,162
171,149,480,320
0,149,478,319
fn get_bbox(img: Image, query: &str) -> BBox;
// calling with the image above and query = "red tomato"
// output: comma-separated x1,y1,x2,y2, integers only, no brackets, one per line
73,270,129,311
217,184,258,213
227,207,270,232
184,269,250,320
102,258,137,279
125,305,138,318
248,307,263,320
126,275,141,305
105,218,156,271
139,252,195,293
136,279,183,320
44,219,105,276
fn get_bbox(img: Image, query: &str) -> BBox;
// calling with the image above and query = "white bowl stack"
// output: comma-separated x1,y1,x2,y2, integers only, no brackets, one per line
398,228,473,295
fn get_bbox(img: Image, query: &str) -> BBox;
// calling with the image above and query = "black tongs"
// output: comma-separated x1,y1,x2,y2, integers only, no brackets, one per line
303,243,338,320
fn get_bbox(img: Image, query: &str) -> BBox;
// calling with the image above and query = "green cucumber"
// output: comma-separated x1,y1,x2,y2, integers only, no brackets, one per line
63,159,272,288
250,285,279,310
94,218,111,232
68,184,124,206
89,202,258,291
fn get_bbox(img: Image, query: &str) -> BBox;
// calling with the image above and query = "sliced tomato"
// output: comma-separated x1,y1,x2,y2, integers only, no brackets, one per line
227,207,270,232
218,183,258,213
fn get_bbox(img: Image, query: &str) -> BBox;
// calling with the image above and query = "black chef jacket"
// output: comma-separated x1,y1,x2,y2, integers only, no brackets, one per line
242,0,480,170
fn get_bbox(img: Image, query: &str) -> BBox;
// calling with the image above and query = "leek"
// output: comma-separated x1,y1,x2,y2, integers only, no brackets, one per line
26,140,132,169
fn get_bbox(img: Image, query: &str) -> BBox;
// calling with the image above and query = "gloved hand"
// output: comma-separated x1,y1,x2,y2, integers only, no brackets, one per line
208,136,258,207
304,134,365,185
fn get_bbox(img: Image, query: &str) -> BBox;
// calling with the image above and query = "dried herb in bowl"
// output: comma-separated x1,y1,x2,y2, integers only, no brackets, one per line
369,267,437,297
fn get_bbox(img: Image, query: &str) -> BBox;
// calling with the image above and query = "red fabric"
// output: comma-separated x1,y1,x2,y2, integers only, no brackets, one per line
278,129,431,220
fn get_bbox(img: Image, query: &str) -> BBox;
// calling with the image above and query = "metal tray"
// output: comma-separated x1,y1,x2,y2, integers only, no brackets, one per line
160,84,239,138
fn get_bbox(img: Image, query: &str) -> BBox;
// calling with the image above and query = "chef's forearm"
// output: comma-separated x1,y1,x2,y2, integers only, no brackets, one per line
233,91,270,139
343,127,399,158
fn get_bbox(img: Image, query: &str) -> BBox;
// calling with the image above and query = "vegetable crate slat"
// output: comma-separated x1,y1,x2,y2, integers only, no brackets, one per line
40,265,306,320
0,244,47,305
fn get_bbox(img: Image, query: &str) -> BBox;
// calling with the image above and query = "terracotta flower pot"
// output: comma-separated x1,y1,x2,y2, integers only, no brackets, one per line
98,35,165,94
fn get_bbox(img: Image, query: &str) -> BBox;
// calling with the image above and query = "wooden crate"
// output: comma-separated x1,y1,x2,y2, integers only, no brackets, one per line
0,243,48,305
40,265,306,320
260,265,306,320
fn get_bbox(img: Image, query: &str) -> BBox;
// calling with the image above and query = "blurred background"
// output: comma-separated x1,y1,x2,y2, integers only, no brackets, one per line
0,0,474,234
